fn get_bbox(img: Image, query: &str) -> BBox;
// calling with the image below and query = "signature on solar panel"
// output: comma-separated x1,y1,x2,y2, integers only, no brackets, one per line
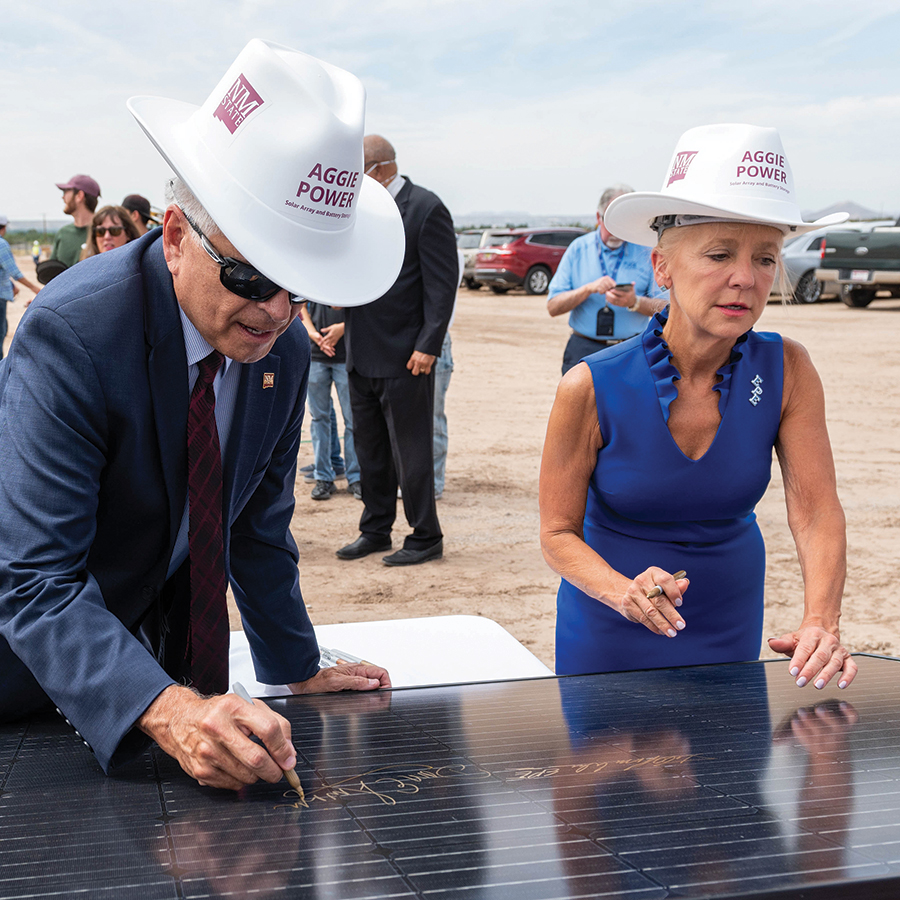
275,762,492,809
511,754,707,778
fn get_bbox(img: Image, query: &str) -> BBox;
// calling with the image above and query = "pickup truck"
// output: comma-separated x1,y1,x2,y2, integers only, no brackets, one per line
816,224,900,307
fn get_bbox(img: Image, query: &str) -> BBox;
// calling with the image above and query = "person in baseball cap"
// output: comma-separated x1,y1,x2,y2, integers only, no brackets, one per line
541,123,856,697
50,174,102,269
121,194,161,235
55,174,101,200
0,40,401,790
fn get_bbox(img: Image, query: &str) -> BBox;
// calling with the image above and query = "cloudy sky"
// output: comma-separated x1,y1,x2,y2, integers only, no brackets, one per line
4,0,900,222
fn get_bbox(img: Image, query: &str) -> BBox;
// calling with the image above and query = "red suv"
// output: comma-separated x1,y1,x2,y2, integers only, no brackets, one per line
473,227,586,294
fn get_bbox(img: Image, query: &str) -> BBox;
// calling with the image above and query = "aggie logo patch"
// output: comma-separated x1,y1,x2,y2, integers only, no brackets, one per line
214,73,264,135
667,151,698,187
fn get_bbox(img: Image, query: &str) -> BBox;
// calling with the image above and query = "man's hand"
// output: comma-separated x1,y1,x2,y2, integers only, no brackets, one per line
605,283,635,308
313,330,337,357
547,276,617,317
318,322,344,357
289,663,391,694
584,275,617,297
406,351,436,376
138,685,296,791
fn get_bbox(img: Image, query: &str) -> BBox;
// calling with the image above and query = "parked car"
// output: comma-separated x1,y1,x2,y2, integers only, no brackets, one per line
457,228,493,290
816,221,900,308
776,221,894,304
473,227,586,294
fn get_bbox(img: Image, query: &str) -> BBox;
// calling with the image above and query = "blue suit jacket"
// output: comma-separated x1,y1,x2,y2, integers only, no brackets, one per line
0,231,318,770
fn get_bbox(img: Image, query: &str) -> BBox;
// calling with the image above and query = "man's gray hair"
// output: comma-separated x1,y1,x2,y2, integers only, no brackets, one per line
598,184,634,214
165,176,221,238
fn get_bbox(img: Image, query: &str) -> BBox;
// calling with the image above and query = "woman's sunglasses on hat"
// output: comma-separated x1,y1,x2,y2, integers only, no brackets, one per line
182,212,299,303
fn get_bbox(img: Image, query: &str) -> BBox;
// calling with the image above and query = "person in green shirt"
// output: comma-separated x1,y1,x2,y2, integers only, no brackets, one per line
50,175,101,269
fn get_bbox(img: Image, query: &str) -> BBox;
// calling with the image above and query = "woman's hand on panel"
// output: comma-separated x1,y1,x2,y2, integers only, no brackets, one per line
617,568,690,637
768,625,857,690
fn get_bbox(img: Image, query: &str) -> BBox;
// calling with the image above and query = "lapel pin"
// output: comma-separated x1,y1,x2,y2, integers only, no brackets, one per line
263,373,275,389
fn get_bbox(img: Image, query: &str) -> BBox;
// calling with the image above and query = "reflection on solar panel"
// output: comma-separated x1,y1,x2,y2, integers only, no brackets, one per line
2,655,900,898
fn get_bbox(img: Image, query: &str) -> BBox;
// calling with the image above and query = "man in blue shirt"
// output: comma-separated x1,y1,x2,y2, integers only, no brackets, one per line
548,185,668,375
0,216,41,358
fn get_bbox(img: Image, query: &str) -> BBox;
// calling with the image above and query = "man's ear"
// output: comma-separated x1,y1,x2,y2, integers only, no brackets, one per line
161,206,187,275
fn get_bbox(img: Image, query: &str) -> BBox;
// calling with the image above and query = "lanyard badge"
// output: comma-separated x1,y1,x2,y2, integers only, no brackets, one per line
596,234,625,337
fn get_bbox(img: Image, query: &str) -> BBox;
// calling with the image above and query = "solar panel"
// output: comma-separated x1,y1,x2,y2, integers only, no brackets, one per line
2,655,899,899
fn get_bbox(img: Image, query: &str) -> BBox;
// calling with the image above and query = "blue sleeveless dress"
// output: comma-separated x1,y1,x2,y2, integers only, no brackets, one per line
555,310,784,675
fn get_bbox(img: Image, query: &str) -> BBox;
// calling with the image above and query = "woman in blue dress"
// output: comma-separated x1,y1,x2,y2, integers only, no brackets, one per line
540,123,857,691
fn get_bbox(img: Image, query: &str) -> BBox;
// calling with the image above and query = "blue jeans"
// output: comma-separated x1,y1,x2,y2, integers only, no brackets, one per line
308,361,359,484
0,299,7,360
433,332,453,495
327,407,343,471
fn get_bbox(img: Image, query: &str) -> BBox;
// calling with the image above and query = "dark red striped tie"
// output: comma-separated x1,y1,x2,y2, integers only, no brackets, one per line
186,350,228,695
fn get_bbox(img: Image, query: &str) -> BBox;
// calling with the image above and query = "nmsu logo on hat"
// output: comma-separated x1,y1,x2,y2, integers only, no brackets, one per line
214,73,264,135
667,151,699,187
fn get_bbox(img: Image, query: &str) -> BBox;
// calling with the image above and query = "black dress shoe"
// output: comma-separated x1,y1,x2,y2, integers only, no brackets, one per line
382,540,443,567
336,534,392,560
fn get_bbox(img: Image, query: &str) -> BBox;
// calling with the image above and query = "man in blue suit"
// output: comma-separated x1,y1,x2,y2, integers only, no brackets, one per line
0,41,404,790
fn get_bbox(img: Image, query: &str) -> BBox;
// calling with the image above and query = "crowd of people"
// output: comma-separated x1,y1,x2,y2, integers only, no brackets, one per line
1,181,156,355
0,39,856,793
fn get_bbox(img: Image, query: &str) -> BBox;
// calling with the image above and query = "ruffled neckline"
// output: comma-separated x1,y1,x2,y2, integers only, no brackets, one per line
642,309,749,423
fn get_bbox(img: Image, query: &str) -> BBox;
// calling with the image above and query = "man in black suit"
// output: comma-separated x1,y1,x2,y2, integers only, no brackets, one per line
338,135,458,566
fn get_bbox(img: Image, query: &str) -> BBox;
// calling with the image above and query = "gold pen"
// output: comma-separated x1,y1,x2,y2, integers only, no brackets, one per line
232,681,304,802
646,570,687,600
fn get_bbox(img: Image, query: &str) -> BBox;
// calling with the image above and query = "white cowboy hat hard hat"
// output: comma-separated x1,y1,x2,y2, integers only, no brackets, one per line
603,123,849,247
127,39,404,306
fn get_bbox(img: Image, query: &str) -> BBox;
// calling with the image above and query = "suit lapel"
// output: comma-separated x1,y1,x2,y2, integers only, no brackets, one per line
223,353,281,521
394,178,412,217
143,237,189,546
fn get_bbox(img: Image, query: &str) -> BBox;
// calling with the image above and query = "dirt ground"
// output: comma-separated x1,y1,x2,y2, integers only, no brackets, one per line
6,256,899,669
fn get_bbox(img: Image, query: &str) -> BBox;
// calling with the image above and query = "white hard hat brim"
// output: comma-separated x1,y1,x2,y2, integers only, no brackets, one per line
604,191,850,247
128,95,405,307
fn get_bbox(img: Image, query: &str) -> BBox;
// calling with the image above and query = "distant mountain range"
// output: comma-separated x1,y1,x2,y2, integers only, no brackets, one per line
454,211,596,229
803,201,895,222
4,218,70,234
455,202,898,230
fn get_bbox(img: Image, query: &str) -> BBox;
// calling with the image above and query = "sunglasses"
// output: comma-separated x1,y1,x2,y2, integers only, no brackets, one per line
182,212,298,303
94,226,124,237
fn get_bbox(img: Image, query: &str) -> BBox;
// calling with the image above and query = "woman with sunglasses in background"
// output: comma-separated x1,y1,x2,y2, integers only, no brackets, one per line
84,205,141,258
